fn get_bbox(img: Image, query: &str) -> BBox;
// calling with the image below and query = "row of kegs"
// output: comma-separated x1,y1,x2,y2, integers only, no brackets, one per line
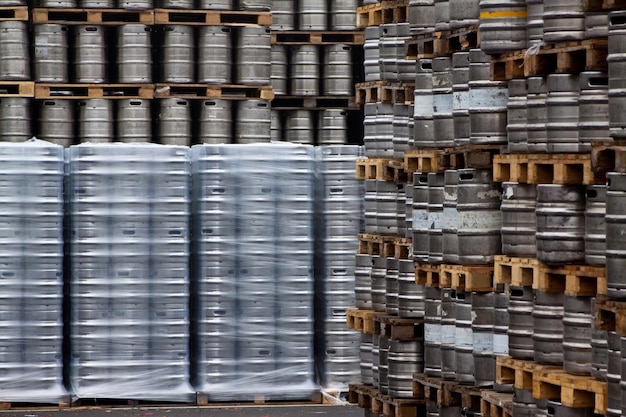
0,23,271,84
0,97,272,146
18,0,270,9
362,170,613,268
271,44,356,96
271,109,354,145
271,0,360,31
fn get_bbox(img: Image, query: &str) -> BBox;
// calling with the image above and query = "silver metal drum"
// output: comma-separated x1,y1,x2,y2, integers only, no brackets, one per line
38,99,74,147
271,0,295,30
386,258,400,316
364,179,377,234
507,78,528,152
360,333,374,384
393,103,410,159
239,0,270,10
609,11,626,140
235,100,271,144
291,45,319,96
319,109,348,145
74,25,107,83
563,295,593,375
527,76,548,152
378,24,397,81
479,0,527,54
157,98,191,146
410,0,435,34
536,184,586,266
546,73,581,153
0,21,29,81
501,182,537,257
330,0,358,30
198,26,232,84
377,180,402,235
198,99,232,144
116,99,151,143
435,0,450,31
449,0,479,29
619,336,626,416
456,169,502,264
493,291,510,389
526,0,543,47
198,0,232,8
364,27,381,82
324,45,352,95
406,164,414,239
468,48,508,145
270,45,288,95
33,24,68,83
442,170,459,264
395,24,414,82
0,98,31,142
413,58,435,148
413,172,430,262
472,292,495,387
432,56,455,148
585,12,609,39
452,52,470,147
607,332,622,417
371,255,387,312
299,0,327,30
427,173,445,265
161,25,194,83
607,172,626,299
585,185,607,266
508,286,534,359
398,259,424,318
579,71,609,152
543,0,585,42
374,102,394,158
285,110,314,145
77,99,113,143
533,290,564,365
455,291,474,384
388,339,424,398
440,288,456,380
355,254,372,310
424,286,442,377
513,388,539,417
117,25,152,83
590,298,608,381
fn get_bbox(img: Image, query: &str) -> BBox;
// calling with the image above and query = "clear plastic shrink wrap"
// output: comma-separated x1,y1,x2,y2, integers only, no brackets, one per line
190,143,318,401
314,146,364,389
68,143,193,401
0,139,67,403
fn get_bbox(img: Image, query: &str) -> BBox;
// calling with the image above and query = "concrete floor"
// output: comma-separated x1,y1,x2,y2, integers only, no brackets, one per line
0,405,365,417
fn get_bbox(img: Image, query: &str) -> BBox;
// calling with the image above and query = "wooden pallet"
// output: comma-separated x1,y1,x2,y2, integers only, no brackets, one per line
0,81,34,97
415,263,441,287
347,308,377,333
493,255,540,287
404,149,449,175
490,39,608,82
480,390,513,417
493,154,529,183
271,31,364,45
0,6,28,21
154,83,274,100
407,25,479,59
445,145,505,170
386,159,408,183
358,233,388,255
0,398,70,410
271,95,357,109
355,81,414,105
375,393,425,417
533,368,607,414
384,237,412,260
35,83,154,99
595,298,626,337
196,392,322,406
535,264,607,296
348,383,377,410
412,373,480,410
32,8,154,24
440,264,495,292
495,356,560,392
356,157,396,180
154,8,271,26
356,0,408,29
374,313,424,341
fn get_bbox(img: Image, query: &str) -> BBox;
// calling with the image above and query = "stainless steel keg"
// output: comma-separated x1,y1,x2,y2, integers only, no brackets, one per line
533,290,564,365
606,172,626,299
563,295,593,375
285,110,314,145
500,182,537,257
157,98,191,146
424,286,442,377
455,291,475,384
432,56,455,148
291,45,320,96
442,170,459,264
507,78,528,153
0,98,31,142
161,25,194,83
198,99,232,144
440,288,456,380
117,25,152,83
236,27,271,85
413,59,435,148
546,73,581,153
77,99,113,143
74,25,107,83
117,99,152,143
543,0,585,42
324,45,353,95
508,286,534,359
427,173,445,265
413,172,430,262
235,100,271,144
452,52,470,147
472,292,495,387
585,185,607,266
579,71,610,152
0,21,30,81
33,24,69,83
198,26,232,84
479,0,528,54
38,99,74,147
527,76,548,152
299,0,327,30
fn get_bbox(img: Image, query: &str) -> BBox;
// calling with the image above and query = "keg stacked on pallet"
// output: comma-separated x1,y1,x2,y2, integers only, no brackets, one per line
7,1,274,146
269,0,363,146
484,0,614,416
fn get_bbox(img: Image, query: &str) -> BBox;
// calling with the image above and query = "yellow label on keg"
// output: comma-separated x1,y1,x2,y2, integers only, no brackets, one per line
479,10,528,19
